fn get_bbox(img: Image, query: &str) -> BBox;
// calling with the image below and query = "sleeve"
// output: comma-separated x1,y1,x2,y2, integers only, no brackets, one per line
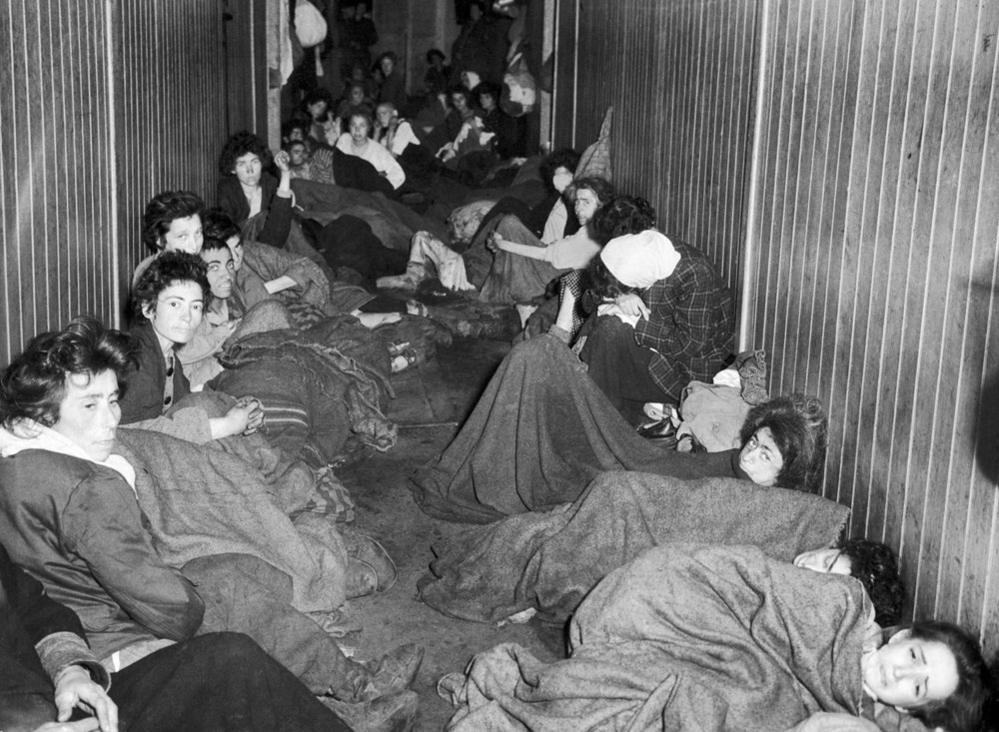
255,177,293,248
35,632,109,691
379,146,406,189
782,713,880,732
61,475,205,642
632,265,722,360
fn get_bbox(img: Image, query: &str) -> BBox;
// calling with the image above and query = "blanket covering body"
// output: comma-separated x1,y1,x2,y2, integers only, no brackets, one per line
115,427,348,612
446,544,871,731
419,471,849,623
411,334,746,522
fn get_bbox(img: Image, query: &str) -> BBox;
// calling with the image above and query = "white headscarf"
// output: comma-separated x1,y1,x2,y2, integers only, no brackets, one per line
599,230,682,289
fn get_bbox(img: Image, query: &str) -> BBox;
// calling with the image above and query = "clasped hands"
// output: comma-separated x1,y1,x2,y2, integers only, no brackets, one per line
597,292,649,328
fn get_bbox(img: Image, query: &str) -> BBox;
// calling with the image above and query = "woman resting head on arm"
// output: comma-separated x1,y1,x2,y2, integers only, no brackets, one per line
130,251,262,440
217,131,292,220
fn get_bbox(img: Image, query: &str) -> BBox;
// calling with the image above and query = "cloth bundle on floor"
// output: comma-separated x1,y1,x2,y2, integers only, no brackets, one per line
444,544,871,731
419,472,848,623
214,318,397,465
411,334,748,523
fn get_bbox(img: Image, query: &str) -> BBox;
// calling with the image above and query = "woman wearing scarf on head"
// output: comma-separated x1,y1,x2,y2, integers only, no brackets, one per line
575,229,734,424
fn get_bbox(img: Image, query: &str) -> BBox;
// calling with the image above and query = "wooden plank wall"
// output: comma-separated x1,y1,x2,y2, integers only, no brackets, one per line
554,0,999,653
0,1,116,365
746,0,999,649
553,0,759,299
0,0,229,368
115,0,229,291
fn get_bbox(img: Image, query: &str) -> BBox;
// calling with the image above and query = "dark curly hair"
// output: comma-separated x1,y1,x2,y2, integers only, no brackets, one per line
447,85,474,109
838,538,904,626
471,80,502,106
141,190,204,252
895,621,993,732
131,251,209,320
0,316,132,428
539,148,581,191
739,394,827,491
591,195,657,245
426,48,446,64
201,207,241,242
568,176,615,211
218,131,272,177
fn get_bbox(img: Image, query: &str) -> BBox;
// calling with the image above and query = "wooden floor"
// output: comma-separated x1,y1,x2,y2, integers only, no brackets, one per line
338,336,563,730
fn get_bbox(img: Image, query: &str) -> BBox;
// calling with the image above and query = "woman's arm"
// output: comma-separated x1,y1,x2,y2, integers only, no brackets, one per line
63,475,205,642
492,236,551,261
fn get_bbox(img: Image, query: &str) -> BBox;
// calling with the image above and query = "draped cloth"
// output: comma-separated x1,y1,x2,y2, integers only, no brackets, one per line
445,544,870,732
419,472,849,623
411,334,746,523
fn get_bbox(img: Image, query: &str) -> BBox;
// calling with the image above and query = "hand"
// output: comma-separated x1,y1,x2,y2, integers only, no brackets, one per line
33,720,102,732
234,397,264,435
486,232,504,253
273,150,290,172
614,292,651,320
52,666,117,732
357,312,402,329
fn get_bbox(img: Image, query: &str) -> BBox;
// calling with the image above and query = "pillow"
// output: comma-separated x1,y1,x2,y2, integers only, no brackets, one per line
574,106,613,182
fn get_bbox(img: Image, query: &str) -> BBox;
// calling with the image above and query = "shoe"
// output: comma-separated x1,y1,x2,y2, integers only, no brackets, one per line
321,689,418,732
637,418,678,440
340,527,398,592
359,643,425,700
435,672,465,705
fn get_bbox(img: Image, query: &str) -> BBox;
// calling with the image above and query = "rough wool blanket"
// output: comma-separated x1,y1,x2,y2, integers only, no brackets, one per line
419,472,849,623
411,334,746,523
115,427,349,613
214,319,397,465
445,544,870,731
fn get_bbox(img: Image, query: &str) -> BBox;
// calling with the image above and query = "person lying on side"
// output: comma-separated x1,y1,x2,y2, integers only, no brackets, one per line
440,543,993,732
0,318,422,732
0,541,353,732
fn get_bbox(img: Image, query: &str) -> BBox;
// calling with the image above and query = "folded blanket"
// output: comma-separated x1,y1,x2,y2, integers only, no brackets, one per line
419,472,849,623
411,334,748,522
115,428,349,613
447,544,870,731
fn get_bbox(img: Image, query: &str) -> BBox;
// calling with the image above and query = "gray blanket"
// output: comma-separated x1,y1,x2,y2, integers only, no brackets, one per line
446,544,870,731
420,472,849,623
412,335,743,523
115,428,348,613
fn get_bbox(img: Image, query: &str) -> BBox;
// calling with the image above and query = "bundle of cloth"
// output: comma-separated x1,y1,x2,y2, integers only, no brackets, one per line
442,543,876,731
418,471,848,624
411,334,746,522
211,317,398,466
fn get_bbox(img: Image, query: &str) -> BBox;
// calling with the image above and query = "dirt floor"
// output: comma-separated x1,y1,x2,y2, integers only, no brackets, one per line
337,336,564,730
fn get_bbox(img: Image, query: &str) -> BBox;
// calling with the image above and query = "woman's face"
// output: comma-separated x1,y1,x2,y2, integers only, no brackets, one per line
143,280,205,349
451,92,469,113
225,234,244,271
307,100,327,120
233,152,263,188
201,247,235,300
573,188,600,225
738,426,784,486
159,214,203,254
349,115,370,145
51,369,121,462
287,142,309,167
862,631,959,710
380,57,394,76
551,165,573,194
479,92,496,112
349,85,365,105
376,105,394,128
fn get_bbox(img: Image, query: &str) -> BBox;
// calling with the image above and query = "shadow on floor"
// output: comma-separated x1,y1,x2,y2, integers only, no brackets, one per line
337,337,563,730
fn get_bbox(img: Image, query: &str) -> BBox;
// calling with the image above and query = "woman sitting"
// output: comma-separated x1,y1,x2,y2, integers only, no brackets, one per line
439,543,992,732
215,131,294,249
299,87,339,148
372,101,422,158
375,51,408,114
335,111,406,190
120,251,263,441
575,227,735,424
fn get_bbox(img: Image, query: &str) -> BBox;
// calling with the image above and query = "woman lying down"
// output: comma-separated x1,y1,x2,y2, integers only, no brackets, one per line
438,543,993,732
